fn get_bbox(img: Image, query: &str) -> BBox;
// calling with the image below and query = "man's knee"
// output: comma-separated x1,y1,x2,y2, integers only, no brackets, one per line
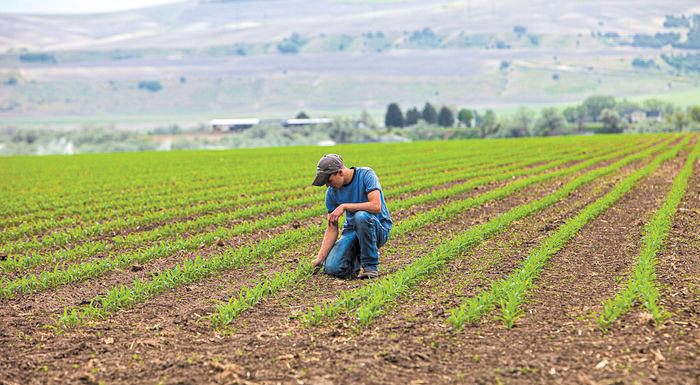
353,211,372,227
323,262,342,276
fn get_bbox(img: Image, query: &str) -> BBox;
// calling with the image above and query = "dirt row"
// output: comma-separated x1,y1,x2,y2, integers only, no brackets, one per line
215,147,694,384
0,157,563,277
0,144,672,384
0,155,594,331
1,142,659,285
0,149,617,293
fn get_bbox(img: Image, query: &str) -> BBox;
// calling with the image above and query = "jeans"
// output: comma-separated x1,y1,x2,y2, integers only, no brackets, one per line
323,211,389,278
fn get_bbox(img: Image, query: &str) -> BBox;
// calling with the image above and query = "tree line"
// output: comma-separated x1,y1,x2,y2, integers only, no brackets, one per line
384,96,700,139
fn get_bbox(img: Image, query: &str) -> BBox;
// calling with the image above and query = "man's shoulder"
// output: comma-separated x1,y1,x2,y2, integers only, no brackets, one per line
355,166,375,175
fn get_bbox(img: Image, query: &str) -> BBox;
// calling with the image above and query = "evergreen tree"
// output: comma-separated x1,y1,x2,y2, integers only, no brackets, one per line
437,106,455,127
422,102,437,124
404,107,421,126
384,103,404,128
296,111,310,119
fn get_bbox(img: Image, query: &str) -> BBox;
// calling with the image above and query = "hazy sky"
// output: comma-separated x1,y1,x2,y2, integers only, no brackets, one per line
0,0,182,14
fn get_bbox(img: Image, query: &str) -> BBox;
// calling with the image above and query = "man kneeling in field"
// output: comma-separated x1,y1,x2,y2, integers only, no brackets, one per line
311,154,393,279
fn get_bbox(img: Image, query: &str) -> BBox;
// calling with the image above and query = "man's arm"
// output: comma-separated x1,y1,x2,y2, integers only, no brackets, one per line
327,190,381,223
313,219,339,267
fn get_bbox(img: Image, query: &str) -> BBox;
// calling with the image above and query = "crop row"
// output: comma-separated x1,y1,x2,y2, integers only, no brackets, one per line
300,137,683,327
0,139,633,297
0,141,624,268
0,142,592,245
0,149,491,229
2,139,565,218
597,140,699,331
207,137,674,327
48,137,657,327
2,135,623,234
0,151,467,227
446,136,691,330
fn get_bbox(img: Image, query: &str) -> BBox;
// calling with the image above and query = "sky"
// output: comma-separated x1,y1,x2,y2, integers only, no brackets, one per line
0,0,182,14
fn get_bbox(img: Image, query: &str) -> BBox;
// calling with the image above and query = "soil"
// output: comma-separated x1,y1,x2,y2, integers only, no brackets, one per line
1,140,696,385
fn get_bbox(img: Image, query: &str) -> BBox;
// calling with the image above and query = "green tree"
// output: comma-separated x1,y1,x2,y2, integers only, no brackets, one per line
669,111,688,131
598,108,622,133
422,102,437,124
385,103,404,129
359,110,377,130
457,108,474,127
614,99,642,115
688,105,700,123
562,105,586,131
510,107,533,136
534,107,564,136
296,111,310,119
643,98,676,115
137,80,162,92
404,107,421,126
437,107,455,127
479,110,499,138
582,95,616,122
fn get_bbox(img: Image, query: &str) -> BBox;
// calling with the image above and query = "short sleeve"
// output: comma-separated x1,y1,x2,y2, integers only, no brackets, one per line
363,168,381,194
325,188,337,213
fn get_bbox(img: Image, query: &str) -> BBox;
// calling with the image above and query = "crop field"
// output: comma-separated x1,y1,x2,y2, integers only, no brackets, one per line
0,134,698,384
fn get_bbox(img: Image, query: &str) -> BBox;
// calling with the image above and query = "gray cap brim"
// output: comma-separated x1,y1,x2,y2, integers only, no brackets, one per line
312,173,329,186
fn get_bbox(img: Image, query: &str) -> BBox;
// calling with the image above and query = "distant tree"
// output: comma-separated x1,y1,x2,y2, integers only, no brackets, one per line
528,34,540,46
669,111,689,131
138,80,162,92
296,111,310,119
632,58,656,69
614,99,642,116
513,25,527,37
19,52,56,63
404,107,421,126
688,105,700,123
479,110,499,138
643,98,676,116
598,108,622,133
582,95,616,122
359,110,378,130
422,102,437,124
510,107,534,136
437,107,455,127
385,103,404,129
562,105,586,131
277,32,305,54
534,107,565,136
457,108,474,127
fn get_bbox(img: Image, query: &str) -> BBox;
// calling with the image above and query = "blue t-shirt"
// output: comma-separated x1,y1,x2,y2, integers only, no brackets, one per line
325,167,393,231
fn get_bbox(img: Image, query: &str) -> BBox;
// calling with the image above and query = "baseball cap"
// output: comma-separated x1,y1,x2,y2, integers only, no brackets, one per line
312,154,344,186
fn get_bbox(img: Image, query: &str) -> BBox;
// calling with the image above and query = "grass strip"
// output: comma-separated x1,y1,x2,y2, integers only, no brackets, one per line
446,136,691,331
302,136,685,327
597,138,700,331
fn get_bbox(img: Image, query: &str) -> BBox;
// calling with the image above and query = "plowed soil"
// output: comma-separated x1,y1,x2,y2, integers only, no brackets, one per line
0,140,696,385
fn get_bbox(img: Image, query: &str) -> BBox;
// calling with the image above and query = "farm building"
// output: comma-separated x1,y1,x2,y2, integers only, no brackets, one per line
210,118,260,132
283,118,332,127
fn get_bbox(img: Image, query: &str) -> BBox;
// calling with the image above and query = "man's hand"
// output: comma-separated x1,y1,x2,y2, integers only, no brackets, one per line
327,204,345,224
312,256,324,275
